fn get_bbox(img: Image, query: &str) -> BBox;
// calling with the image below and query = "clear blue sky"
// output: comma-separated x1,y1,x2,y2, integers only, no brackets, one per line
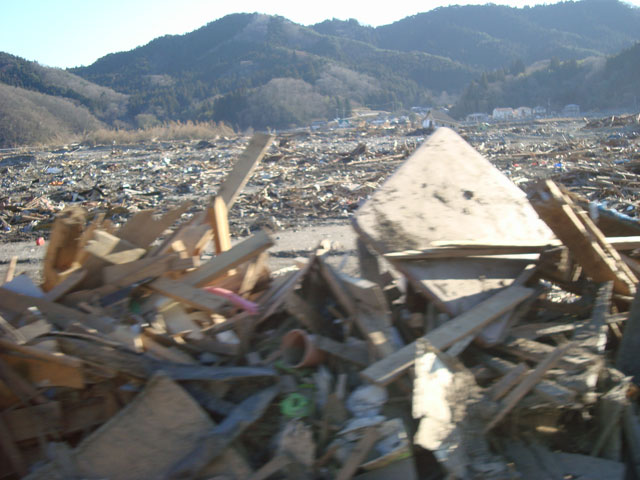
2,0,640,69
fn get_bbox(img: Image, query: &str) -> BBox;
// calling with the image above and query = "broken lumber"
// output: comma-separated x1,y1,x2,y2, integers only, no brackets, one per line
361,285,533,385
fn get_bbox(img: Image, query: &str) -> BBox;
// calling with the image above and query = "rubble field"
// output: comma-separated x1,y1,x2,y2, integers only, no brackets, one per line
0,115,640,479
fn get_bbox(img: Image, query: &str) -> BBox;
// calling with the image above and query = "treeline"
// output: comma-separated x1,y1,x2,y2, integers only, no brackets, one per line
451,42,640,118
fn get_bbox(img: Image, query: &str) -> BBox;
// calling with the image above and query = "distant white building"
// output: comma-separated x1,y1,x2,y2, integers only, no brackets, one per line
466,112,490,123
422,109,459,129
492,107,514,121
562,104,580,117
533,106,547,117
514,106,532,118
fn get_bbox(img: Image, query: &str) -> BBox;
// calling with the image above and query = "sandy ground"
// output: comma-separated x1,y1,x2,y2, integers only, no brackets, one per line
0,219,361,286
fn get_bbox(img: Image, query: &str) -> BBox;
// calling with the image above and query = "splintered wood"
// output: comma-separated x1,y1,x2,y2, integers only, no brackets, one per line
1,129,639,480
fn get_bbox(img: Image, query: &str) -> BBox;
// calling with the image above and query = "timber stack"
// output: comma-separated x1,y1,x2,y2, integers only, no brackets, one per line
1,128,639,479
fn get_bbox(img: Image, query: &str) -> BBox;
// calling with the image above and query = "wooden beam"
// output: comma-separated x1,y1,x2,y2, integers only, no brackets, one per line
181,230,273,288
208,196,231,255
3,256,18,284
529,180,636,295
116,200,192,249
484,342,574,432
335,427,380,480
218,133,274,209
148,277,229,314
361,285,533,385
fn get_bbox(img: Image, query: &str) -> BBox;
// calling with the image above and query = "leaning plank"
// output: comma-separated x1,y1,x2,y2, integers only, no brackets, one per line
3,256,18,284
116,200,192,249
166,385,279,478
335,427,380,480
181,230,273,287
65,374,248,480
42,268,87,302
217,132,274,209
208,195,232,254
148,277,229,314
361,285,533,385
0,287,111,332
529,180,636,295
338,273,398,359
479,354,576,405
42,206,86,291
0,349,84,389
484,342,575,432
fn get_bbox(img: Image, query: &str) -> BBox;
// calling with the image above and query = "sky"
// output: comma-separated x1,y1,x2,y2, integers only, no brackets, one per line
2,0,640,69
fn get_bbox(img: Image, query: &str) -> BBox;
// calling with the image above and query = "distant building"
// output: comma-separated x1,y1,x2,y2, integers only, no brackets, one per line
562,104,580,117
533,106,547,117
492,107,514,121
514,106,532,119
466,112,490,123
422,109,460,129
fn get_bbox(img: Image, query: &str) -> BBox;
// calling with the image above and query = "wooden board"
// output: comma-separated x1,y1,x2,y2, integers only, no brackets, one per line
360,285,533,385
181,230,273,287
148,277,229,314
116,200,191,249
27,374,251,480
353,128,554,315
529,180,636,295
218,133,274,209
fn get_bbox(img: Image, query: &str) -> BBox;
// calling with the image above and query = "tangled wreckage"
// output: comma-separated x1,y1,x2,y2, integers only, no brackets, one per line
1,124,640,479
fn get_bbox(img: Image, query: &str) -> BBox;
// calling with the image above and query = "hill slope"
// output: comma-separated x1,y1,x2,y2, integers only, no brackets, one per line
316,0,640,70
451,42,640,117
72,13,475,129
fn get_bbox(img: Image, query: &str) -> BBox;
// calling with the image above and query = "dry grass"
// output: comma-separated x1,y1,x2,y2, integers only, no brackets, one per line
82,121,235,146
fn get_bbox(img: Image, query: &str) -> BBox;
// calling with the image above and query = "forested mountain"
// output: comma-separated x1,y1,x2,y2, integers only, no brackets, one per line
71,13,475,129
315,0,640,70
1,0,640,144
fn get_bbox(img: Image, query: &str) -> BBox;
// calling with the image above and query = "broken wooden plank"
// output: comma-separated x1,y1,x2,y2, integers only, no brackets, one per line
208,195,231,254
3,256,18,284
181,230,273,288
166,385,279,478
0,338,85,389
335,427,380,480
338,272,399,359
116,200,192,249
361,285,533,385
35,373,250,480
42,268,87,302
484,341,574,432
148,277,229,314
218,132,274,209
313,335,370,367
488,362,528,401
529,180,636,295
42,206,86,291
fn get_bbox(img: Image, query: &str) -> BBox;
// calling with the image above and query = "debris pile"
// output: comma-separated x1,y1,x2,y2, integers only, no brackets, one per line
1,128,640,479
0,129,414,244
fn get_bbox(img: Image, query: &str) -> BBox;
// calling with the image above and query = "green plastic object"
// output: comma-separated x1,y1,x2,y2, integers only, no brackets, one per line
280,392,313,418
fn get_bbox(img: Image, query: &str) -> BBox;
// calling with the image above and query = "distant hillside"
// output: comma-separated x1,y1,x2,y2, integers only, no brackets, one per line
3,0,640,142
72,13,475,129
451,42,640,118
0,52,128,124
0,82,104,147
315,0,640,70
